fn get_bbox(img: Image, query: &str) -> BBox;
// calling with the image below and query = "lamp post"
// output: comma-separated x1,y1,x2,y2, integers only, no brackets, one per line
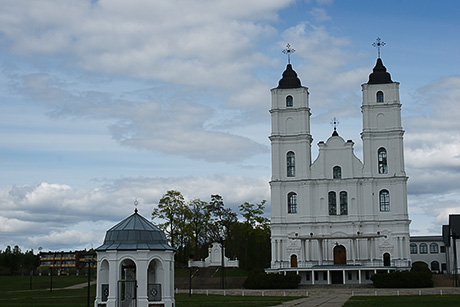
49,266,53,293
87,257,94,307
219,237,225,289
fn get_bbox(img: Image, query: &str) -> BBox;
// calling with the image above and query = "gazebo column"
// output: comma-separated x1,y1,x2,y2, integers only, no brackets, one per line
136,254,148,306
107,253,118,307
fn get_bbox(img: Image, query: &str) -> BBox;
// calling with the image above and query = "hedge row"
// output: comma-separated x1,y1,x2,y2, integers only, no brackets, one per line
243,268,301,289
371,271,433,288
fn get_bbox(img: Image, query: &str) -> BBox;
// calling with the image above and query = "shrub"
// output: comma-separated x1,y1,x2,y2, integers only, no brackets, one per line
371,270,433,288
243,268,300,289
411,261,431,273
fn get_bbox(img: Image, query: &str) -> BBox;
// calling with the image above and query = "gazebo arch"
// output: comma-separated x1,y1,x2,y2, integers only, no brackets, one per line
147,258,164,301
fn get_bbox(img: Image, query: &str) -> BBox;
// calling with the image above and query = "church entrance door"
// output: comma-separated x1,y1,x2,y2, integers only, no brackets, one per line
290,254,298,268
331,271,343,284
333,245,346,265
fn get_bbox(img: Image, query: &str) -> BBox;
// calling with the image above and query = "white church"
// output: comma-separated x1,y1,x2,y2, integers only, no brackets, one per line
268,50,411,284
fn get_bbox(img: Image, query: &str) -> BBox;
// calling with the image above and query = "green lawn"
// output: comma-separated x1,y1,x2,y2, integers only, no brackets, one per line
344,295,460,307
0,275,91,291
176,293,301,307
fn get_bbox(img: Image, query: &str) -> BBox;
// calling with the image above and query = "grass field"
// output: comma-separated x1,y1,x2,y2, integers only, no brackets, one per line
0,275,96,307
0,275,299,306
2,275,460,306
344,294,460,307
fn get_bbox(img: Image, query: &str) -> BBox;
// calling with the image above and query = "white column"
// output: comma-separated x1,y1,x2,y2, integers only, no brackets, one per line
367,238,371,263
358,269,362,284
279,240,283,265
318,240,323,265
301,240,306,265
351,239,356,264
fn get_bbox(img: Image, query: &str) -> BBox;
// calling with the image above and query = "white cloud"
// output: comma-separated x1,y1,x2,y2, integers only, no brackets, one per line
309,7,331,22
0,175,270,250
0,0,289,89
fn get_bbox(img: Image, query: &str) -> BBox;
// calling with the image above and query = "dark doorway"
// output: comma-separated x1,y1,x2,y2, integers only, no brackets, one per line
331,271,343,284
383,253,391,267
290,254,298,268
333,245,346,265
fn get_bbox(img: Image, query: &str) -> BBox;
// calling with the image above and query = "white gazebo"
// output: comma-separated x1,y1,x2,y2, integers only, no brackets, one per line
94,208,175,307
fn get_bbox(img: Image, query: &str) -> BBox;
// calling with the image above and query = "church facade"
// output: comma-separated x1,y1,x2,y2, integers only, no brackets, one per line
268,57,411,284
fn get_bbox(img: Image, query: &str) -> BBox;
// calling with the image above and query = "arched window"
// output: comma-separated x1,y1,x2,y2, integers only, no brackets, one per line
288,192,297,214
376,91,384,103
431,261,440,272
379,190,390,212
287,151,295,177
430,243,439,254
290,254,298,267
333,166,342,179
420,243,428,254
410,243,417,254
378,148,388,174
286,95,293,107
328,191,337,215
383,252,391,267
340,191,348,215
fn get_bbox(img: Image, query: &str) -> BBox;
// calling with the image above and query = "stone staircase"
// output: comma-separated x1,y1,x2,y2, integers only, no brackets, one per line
175,267,246,289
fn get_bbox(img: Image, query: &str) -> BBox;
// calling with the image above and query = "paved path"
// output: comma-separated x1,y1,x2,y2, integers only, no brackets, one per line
178,287,460,307
63,280,97,289
272,287,460,307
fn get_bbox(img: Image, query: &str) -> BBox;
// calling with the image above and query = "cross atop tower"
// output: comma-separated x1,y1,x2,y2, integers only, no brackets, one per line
330,117,340,130
372,37,386,58
330,117,340,136
282,43,295,64
134,198,139,213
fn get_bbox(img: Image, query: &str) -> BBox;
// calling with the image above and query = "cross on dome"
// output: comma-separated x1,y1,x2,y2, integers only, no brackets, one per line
282,43,295,64
372,37,386,58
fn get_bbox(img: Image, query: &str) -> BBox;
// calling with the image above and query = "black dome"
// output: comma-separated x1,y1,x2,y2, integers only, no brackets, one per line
368,58,393,84
277,64,302,89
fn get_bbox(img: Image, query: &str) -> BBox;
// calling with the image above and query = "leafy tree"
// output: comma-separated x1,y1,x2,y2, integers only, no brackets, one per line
152,190,188,249
205,195,237,243
0,246,39,275
188,199,209,260
238,200,270,269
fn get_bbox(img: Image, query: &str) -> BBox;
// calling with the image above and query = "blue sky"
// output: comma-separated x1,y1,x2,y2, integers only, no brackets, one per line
1,0,459,252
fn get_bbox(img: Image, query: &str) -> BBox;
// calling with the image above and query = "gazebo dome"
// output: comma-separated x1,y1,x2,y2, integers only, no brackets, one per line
96,209,174,251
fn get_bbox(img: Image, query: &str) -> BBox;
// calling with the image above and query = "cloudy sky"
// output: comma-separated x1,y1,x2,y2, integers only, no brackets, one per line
1,0,459,252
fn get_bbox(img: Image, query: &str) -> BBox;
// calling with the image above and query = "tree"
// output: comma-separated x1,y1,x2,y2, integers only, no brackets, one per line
205,195,237,243
152,190,188,249
238,200,270,269
188,199,209,260
239,200,269,228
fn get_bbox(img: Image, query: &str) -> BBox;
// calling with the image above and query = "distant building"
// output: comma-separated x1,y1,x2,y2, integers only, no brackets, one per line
39,250,96,273
443,215,460,277
409,236,446,273
188,242,239,268
409,214,460,281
